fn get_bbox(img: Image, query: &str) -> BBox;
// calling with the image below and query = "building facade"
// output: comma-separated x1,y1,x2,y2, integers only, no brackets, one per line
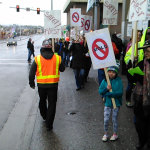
63,0,123,35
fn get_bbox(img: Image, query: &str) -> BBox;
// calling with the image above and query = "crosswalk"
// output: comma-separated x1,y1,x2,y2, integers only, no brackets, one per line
0,59,32,65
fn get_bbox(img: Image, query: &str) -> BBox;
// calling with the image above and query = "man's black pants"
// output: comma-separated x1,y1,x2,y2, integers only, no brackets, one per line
133,94,150,147
38,87,58,128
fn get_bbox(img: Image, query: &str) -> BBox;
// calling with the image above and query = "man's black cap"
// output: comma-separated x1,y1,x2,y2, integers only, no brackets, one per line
138,40,150,50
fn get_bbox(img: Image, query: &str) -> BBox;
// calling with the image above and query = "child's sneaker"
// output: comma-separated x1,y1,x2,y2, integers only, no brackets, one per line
102,135,108,142
110,134,118,141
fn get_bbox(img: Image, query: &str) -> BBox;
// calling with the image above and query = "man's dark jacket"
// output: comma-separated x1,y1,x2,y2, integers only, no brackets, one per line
27,40,32,49
70,43,86,69
29,47,65,88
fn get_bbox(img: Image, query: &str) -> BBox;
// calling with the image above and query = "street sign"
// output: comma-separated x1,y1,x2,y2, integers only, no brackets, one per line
26,7,30,11
85,28,116,70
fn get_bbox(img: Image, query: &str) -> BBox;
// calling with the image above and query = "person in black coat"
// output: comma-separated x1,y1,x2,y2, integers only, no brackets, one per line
83,43,92,82
30,41,35,58
27,38,32,62
70,40,86,91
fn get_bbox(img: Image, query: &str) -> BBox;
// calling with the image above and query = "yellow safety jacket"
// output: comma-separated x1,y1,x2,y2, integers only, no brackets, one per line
35,54,61,84
124,27,150,76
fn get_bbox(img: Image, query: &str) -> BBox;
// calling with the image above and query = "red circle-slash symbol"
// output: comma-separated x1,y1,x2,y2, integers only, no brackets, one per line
72,12,79,23
92,39,109,60
81,18,84,27
84,20,90,31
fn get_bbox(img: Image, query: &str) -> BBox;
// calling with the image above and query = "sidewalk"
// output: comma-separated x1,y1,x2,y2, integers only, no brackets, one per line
0,67,138,150
28,67,137,150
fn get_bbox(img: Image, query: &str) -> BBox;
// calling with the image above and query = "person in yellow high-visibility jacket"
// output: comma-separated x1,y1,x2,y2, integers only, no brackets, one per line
124,27,150,67
125,31,142,107
131,40,150,149
29,39,65,131
124,28,150,107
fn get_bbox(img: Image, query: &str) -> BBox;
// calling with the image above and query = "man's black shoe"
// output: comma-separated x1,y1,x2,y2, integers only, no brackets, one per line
46,126,53,131
136,143,144,150
76,87,81,91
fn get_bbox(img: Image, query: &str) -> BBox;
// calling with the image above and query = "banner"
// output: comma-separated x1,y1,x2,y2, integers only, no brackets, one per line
70,8,81,27
44,10,61,38
102,0,118,25
86,0,94,13
129,0,148,22
85,28,116,69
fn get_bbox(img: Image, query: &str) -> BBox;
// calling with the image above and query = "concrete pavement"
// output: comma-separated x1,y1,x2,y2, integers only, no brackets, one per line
0,66,138,150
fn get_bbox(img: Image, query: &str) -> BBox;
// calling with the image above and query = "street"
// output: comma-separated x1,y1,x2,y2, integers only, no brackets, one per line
0,35,138,150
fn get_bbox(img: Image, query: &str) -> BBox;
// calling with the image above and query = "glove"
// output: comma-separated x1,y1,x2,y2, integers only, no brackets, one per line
30,83,35,89
127,60,132,69
30,86,35,89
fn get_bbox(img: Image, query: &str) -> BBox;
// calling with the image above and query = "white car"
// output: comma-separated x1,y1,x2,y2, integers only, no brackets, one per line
7,38,17,46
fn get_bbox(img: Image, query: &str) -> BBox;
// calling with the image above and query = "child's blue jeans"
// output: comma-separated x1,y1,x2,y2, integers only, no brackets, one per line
104,106,119,133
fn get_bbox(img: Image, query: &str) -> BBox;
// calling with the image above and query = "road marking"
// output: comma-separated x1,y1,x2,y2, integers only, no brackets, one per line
0,59,27,60
0,63,30,65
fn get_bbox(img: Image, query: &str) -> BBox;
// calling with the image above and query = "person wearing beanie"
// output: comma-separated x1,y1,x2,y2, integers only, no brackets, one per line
99,65,123,142
29,39,65,131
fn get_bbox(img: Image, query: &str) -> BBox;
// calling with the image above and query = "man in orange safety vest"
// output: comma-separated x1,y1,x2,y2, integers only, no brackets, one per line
29,39,65,131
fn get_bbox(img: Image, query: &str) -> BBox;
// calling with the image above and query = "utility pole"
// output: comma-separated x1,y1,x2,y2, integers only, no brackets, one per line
121,0,129,43
20,26,21,36
94,0,98,30
51,0,53,10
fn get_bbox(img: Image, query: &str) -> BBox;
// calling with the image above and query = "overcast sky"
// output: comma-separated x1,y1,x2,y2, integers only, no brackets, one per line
0,0,67,26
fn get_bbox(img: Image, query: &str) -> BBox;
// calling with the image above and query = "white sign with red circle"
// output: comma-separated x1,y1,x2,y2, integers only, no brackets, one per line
70,8,81,27
72,12,79,23
85,28,116,69
84,20,90,31
80,15,92,33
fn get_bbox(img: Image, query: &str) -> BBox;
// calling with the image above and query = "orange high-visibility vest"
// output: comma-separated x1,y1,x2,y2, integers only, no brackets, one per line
35,54,61,84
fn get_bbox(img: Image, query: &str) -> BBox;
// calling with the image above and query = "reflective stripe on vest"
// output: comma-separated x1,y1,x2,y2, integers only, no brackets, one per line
128,67,144,76
35,54,61,83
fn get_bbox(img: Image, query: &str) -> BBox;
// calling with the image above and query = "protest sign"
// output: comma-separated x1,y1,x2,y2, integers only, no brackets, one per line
129,0,148,22
70,28,80,40
146,0,150,19
70,8,81,27
142,20,148,31
102,0,118,25
85,28,116,70
44,10,61,38
85,28,117,109
81,15,93,33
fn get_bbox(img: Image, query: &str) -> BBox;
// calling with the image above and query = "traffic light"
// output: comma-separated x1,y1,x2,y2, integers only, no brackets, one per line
16,5,20,12
37,8,40,14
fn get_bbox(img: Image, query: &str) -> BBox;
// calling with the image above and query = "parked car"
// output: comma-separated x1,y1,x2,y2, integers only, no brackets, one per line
7,38,17,46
